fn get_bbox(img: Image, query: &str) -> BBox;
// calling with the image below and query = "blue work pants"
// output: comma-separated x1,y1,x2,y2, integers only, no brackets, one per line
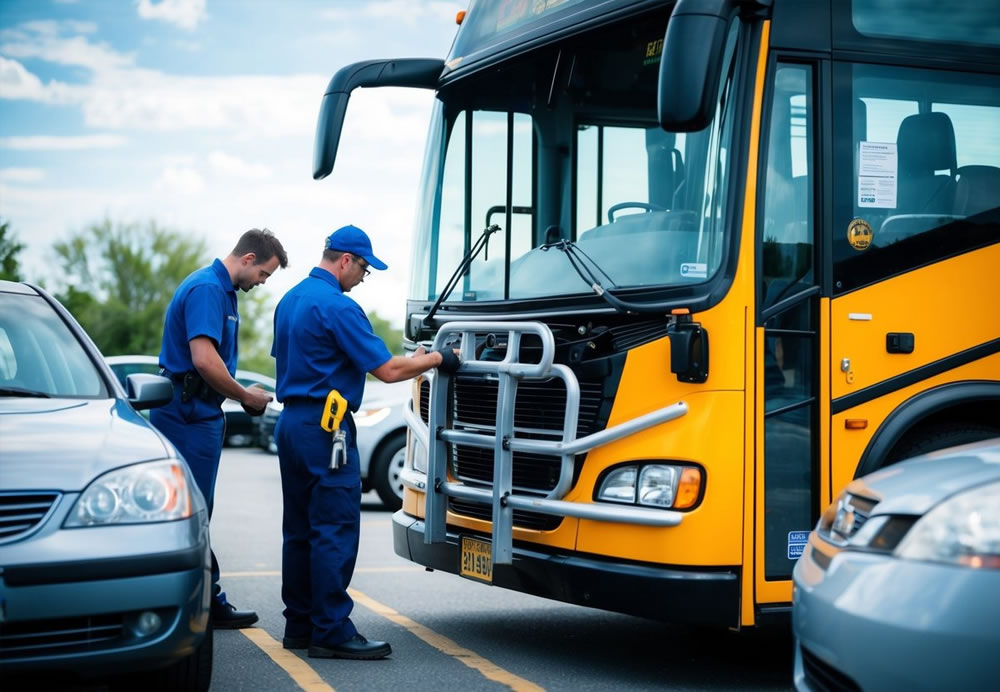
150,395,226,597
275,400,361,645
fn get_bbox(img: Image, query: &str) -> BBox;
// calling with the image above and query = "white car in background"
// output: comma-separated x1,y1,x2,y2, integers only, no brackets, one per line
104,355,275,447
257,380,410,510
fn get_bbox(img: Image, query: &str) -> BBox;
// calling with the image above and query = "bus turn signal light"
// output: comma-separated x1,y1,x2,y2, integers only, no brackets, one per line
845,419,868,430
456,10,466,25
674,467,702,509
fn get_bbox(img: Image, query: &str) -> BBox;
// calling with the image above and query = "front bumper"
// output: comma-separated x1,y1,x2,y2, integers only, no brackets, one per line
393,511,739,627
0,514,211,674
792,540,1000,691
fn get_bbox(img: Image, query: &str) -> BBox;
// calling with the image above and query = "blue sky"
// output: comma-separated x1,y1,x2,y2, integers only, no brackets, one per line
0,0,462,323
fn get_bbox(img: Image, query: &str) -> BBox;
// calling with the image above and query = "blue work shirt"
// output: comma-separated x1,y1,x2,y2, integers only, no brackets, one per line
272,267,392,411
159,259,239,414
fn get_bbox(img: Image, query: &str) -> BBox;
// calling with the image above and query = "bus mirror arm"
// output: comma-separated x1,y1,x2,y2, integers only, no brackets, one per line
313,58,444,179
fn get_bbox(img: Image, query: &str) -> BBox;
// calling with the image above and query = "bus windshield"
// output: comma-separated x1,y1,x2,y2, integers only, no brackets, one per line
410,9,741,305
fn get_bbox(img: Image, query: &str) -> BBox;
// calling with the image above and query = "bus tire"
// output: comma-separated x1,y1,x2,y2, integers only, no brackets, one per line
887,422,1000,464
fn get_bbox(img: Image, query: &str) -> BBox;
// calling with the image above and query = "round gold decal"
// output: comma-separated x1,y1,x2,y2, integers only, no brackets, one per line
847,218,873,251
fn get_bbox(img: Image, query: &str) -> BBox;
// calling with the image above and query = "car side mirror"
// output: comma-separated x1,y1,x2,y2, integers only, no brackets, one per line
127,373,174,410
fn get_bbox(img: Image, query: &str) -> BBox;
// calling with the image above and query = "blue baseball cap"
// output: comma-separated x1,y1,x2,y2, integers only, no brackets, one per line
324,224,388,271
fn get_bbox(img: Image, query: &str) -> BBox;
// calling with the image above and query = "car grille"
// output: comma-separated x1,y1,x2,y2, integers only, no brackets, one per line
800,645,861,692
0,614,124,659
0,608,177,660
0,492,60,544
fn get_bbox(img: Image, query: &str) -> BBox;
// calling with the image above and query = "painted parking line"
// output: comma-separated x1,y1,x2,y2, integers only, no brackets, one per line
224,566,423,578
349,587,545,692
240,627,335,692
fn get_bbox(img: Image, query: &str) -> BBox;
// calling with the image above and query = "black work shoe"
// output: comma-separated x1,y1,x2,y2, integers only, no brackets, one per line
308,634,391,660
211,600,259,629
282,636,310,650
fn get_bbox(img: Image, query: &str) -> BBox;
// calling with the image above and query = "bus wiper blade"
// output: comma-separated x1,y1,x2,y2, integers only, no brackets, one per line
542,239,680,315
423,224,502,326
0,386,52,398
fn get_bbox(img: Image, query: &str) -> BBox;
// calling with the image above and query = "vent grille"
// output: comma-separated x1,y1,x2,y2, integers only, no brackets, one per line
608,320,669,351
419,378,429,423
448,499,562,531
0,614,124,659
800,645,862,692
0,492,59,543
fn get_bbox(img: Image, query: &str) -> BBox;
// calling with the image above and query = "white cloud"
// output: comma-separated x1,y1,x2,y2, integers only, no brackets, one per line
136,0,207,31
320,0,463,25
208,151,271,179
0,134,128,150
1,24,133,72
0,56,75,104
156,166,204,194
0,168,45,183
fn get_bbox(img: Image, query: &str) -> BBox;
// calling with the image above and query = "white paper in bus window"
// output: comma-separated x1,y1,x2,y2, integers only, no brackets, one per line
857,141,897,208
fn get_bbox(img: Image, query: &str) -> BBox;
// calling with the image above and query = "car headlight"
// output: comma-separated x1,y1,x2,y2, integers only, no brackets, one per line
355,406,391,427
65,460,204,527
596,463,703,510
895,480,1000,568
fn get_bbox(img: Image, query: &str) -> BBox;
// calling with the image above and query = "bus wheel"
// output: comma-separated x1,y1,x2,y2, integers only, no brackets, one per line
888,422,1000,464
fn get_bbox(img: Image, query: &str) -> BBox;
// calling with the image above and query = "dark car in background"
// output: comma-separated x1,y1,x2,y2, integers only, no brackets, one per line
105,354,275,447
793,439,1000,691
257,380,410,509
0,280,212,690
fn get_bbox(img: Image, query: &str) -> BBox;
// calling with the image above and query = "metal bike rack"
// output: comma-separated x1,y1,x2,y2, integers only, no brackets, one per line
408,321,688,566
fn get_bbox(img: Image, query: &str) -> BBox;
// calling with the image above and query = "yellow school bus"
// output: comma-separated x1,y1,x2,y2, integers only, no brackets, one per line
313,0,1000,628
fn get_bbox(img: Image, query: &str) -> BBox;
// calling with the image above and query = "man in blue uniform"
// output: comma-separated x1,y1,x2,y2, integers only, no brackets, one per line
152,228,288,629
272,225,459,659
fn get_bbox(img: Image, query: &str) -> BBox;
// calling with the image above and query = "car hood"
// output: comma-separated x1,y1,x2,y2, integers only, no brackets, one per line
0,398,173,491
848,440,1000,516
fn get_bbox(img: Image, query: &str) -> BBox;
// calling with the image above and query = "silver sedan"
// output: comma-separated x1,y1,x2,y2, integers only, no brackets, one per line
793,439,1000,691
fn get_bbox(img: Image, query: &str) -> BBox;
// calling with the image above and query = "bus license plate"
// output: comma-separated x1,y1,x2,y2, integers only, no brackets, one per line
459,536,492,583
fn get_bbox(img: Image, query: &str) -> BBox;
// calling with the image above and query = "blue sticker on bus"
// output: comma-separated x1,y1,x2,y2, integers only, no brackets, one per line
788,530,809,559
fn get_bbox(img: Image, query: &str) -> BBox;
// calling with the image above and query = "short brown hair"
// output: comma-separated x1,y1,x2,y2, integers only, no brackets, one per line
232,228,288,268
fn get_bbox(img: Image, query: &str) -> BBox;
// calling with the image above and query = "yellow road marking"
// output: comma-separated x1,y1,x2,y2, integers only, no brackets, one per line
240,627,334,692
350,588,545,692
224,566,423,578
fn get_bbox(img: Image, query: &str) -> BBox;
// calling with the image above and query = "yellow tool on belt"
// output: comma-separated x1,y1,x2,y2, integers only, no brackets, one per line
321,389,348,470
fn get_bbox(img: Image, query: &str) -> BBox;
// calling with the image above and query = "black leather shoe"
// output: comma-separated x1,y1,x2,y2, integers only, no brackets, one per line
282,636,310,650
308,634,391,660
211,600,259,629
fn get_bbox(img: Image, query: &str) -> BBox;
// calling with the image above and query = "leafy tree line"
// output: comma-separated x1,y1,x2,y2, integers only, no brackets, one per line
0,218,404,378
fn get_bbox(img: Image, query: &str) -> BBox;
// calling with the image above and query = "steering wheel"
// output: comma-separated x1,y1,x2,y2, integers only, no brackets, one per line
607,201,668,223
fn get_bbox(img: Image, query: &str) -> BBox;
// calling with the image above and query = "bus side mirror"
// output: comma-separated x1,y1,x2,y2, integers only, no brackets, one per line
657,0,751,132
667,315,709,384
313,58,444,180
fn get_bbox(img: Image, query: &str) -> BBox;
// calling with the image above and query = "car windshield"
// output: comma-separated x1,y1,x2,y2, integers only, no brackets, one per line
0,291,107,398
409,9,741,304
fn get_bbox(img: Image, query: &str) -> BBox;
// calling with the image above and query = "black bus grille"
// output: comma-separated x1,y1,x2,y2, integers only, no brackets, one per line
0,492,59,543
448,498,562,531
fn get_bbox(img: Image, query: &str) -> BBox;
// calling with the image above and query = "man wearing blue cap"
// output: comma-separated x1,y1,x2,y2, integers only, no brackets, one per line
271,224,460,659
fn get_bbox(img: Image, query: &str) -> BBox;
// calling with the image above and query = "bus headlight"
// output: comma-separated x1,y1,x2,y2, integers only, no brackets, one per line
596,463,703,510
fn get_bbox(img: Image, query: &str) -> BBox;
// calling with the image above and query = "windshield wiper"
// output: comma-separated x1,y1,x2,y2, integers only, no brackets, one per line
423,224,503,326
0,386,51,398
542,239,682,315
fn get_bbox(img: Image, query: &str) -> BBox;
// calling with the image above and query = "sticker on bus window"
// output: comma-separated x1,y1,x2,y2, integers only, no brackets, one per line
787,530,810,560
680,263,707,279
858,141,897,209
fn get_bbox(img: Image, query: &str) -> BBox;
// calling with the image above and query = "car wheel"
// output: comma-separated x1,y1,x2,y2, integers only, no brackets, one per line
371,431,406,511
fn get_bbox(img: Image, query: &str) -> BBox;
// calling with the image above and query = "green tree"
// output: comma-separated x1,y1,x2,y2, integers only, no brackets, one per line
52,218,208,355
0,219,25,281
369,310,403,355
237,289,277,378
